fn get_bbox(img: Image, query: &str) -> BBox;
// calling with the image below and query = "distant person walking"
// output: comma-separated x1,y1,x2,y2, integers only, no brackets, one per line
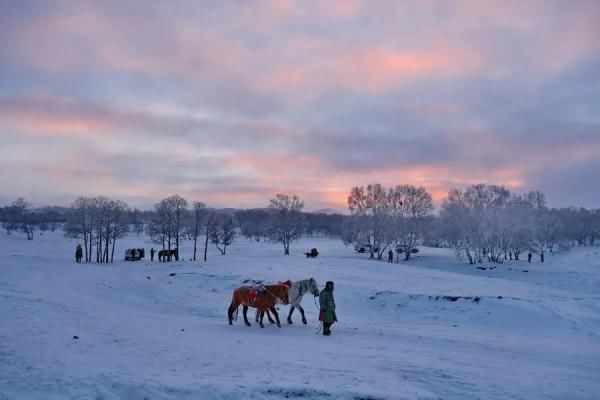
150,248,155,262
528,252,532,263
75,244,83,263
319,281,337,336
388,249,394,263
541,252,544,263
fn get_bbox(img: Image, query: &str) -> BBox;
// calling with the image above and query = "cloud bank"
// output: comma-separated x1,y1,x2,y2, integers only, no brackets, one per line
1,0,599,209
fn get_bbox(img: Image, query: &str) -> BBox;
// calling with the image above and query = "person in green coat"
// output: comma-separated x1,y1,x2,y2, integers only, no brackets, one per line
319,281,337,335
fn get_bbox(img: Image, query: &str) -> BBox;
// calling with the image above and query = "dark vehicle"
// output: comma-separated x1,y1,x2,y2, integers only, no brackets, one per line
357,243,379,253
125,248,145,261
395,246,419,254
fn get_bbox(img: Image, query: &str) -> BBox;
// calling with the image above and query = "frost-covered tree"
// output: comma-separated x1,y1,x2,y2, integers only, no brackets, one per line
347,184,391,259
440,184,513,264
532,209,563,255
389,185,434,260
505,195,534,260
504,191,548,260
268,194,305,255
439,188,479,263
439,184,568,264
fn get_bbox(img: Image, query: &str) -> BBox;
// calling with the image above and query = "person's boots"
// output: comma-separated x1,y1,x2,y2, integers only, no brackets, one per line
323,323,331,336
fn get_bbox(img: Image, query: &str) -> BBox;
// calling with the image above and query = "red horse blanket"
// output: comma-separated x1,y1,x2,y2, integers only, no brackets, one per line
248,288,258,305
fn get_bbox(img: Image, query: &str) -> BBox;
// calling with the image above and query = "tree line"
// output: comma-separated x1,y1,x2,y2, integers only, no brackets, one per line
342,183,600,264
2,184,599,264
0,198,66,239
0,193,323,262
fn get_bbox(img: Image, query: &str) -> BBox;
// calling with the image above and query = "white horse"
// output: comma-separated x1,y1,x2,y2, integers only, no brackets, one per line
255,278,320,325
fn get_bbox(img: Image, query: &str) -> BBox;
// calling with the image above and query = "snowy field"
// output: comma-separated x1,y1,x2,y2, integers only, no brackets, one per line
1,231,599,400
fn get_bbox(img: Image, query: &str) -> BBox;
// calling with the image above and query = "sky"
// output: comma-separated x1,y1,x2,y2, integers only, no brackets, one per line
1,0,599,211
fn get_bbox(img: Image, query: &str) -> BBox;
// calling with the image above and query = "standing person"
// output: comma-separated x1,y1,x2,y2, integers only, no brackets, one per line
541,251,544,263
150,248,155,262
75,244,83,263
388,249,394,263
528,252,532,263
319,281,337,336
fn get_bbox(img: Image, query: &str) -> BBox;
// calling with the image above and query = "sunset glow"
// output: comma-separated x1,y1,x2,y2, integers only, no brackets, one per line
1,1,599,210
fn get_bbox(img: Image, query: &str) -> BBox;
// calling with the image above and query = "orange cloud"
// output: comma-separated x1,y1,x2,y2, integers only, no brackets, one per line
321,188,352,209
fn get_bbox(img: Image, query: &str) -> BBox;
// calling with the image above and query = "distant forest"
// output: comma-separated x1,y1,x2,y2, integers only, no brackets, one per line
1,183,599,264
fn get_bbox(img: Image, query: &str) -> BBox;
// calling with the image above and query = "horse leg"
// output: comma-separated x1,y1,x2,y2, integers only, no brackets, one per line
243,306,251,326
287,306,295,324
255,308,260,323
270,306,282,328
259,309,265,328
227,303,236,325
266,309,275,324
297,304,307,324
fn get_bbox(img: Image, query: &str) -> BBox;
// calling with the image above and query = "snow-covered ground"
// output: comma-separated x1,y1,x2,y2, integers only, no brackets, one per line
1,231,599,400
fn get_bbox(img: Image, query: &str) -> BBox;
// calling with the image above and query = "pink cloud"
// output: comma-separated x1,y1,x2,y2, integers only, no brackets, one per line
331,46,482,92
257,43,483,96
0,96,109,136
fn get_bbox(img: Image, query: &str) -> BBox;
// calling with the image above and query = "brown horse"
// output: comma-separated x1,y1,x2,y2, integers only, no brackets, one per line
228,283,290,328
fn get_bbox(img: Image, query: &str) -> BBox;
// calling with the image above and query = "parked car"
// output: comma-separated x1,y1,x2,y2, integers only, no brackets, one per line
357,244,380,253
125,248,145,261
395,246,419,254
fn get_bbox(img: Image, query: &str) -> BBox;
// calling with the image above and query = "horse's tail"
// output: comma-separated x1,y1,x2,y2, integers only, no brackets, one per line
228,289,240,323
